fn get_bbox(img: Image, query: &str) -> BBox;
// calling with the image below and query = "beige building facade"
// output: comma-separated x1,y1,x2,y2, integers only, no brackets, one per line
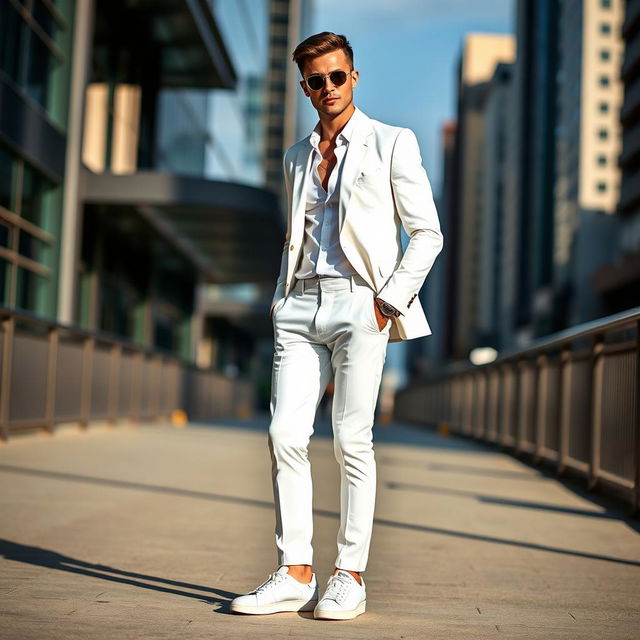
555,0,624,273
454,33,515,358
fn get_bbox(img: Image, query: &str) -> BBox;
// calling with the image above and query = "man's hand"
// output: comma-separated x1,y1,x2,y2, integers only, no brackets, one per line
373,302,390,331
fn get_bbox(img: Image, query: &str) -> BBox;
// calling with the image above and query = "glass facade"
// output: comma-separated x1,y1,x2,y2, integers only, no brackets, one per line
153,0,269,186
0,0,74,317
0,142,63,315
207,0,270,185
190,0,273,316
77,204,196,358
2,0,283,364
0,0,74,130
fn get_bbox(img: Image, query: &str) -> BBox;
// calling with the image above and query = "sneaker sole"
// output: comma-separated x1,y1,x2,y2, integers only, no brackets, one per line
230,599,318,615
314,600,366,620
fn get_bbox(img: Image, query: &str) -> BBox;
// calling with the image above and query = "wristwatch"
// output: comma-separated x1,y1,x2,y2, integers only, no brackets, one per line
375,298,400,318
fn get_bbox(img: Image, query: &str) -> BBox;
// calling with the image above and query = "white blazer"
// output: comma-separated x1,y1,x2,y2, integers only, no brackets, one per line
271,106,444,343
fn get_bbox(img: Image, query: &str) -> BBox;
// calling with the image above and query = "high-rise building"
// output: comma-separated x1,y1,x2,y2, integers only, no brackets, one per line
264,0,314,207
554,0,625,326
593,0,640,311
451,33,515,360
504,0,562,347
406,120,456,379
478,61,513,349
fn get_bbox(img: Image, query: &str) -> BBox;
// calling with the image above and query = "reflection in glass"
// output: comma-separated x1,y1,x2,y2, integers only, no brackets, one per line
26,29,51,107
0,146,16,211
0,2,23,83
32,0,57,40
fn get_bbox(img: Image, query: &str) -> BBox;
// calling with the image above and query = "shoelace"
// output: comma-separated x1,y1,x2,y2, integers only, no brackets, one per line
254,571,287,594
322,572,352,604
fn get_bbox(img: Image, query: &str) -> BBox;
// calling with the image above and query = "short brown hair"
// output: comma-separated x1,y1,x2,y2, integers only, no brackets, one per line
292,32,354,76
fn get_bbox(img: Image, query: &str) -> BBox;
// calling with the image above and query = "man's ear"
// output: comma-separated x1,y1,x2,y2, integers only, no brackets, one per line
300,80,310,97
351,70,359,88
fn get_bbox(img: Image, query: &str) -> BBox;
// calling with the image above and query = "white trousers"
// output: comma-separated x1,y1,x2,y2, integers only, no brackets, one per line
268,273,390,572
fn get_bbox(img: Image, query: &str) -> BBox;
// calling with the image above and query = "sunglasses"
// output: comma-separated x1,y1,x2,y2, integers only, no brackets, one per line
304,69,352,91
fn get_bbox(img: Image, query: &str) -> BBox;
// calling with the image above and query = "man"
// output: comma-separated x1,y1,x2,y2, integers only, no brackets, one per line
230,32,443,620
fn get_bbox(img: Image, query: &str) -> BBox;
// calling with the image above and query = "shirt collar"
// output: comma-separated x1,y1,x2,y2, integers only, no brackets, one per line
309,106,363,150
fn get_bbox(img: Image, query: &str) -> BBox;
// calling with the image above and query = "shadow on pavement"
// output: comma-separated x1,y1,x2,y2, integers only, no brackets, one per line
0,539,237,608
191,414,487,452
0,464,638,568
386,480,640,525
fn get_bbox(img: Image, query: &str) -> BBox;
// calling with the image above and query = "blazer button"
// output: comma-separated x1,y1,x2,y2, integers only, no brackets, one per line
289,245,295,251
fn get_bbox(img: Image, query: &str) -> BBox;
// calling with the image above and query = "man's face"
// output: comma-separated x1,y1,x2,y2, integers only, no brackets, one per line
300,49,359,118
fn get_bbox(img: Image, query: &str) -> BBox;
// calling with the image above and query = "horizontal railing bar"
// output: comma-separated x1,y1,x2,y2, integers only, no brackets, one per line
401,305,640,388
0,304,192,368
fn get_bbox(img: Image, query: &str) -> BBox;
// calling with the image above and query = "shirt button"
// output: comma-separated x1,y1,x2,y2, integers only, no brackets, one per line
290,245,295,251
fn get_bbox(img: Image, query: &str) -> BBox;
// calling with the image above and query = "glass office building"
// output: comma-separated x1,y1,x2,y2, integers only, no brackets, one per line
0,0,75,318
1,0,285,365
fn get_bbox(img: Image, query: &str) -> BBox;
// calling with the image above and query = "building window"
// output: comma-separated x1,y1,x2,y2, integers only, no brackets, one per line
596,182,607,192
0,145,16,213
0,1,24,83
0,0,68,120
0,145,59,312
600,23,611,34
597,154,607,166
598,128,608,139
600,0,611,7
599,101,609,113
599,75,610,87
600,49,610,61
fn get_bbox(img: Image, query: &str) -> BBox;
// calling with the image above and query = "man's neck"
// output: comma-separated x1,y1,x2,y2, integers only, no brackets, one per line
318,104,356,143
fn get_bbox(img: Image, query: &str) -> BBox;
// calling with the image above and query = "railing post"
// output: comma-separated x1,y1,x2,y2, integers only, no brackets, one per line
0,315,14,442
515,357,526,455
131,350,143,424
44,325,59,435
634,319,640,514
589,334,605,491
477,369,488,440
79,335,95,430
534,352,547,465
498,361,512,449
464,374,473,436
558,344,572,477
108,342,121,427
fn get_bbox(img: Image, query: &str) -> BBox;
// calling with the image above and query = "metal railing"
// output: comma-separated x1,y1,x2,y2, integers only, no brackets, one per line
0,306,254,441
395,306,640,513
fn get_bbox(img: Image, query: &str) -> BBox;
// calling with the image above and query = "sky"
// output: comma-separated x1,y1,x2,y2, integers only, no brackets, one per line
299,0,515,196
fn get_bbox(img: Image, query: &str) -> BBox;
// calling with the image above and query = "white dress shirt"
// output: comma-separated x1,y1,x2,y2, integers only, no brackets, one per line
294,110,361,279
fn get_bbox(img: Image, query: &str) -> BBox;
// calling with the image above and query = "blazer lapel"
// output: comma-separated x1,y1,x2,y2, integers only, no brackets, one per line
339,120,373,231
289,109,374,235
290,139,314,240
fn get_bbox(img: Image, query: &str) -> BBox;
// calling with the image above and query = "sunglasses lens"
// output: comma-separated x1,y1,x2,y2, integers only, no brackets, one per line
330,71,347,86
305,70,349,91
306,75,324,90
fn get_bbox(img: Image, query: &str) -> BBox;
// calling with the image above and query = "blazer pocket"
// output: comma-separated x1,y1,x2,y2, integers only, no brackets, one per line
356,165,383,185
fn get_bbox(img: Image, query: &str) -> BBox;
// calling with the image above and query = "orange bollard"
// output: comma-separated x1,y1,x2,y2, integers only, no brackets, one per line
171,409,188,427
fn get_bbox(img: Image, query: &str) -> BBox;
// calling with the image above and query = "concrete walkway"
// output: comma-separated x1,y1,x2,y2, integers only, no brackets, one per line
0,417,639,639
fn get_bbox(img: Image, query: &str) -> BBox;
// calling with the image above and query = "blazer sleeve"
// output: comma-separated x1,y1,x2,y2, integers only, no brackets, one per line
270,149,293,317
376,127,444,315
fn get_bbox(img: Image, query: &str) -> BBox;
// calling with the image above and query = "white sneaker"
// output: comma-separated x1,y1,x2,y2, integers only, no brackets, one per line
229,566,318,615
314,570,366,620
